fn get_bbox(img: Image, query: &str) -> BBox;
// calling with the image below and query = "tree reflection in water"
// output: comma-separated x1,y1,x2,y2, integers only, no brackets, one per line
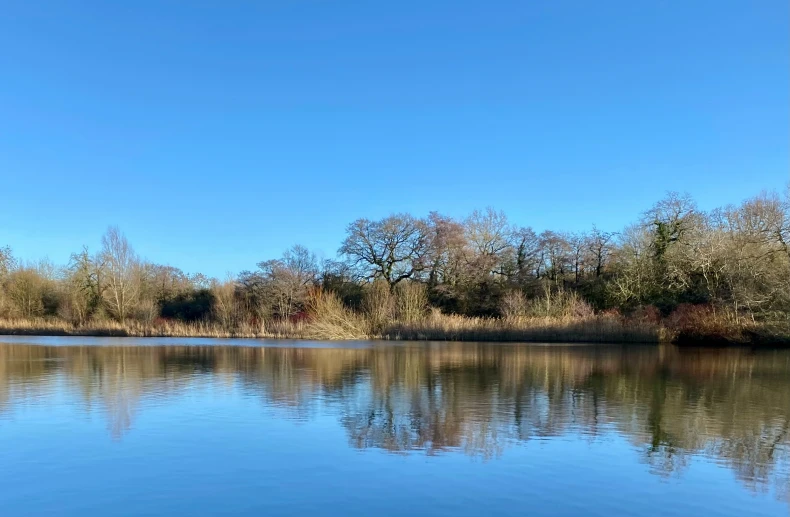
0,342,788,500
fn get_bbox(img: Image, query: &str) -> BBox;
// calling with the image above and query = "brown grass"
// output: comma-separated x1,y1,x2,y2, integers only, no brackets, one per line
0,312,663,344
0,292,365,340
383,310,664,343
303,290,369,340
0,318,275,339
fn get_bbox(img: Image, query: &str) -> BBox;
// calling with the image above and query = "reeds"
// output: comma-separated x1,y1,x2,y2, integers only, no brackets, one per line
0,310,664,344
382,310,663,343
0,318,266,338
302,290,369,340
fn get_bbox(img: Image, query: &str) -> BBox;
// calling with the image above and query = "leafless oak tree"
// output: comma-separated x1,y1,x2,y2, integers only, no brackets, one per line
340,214,430,288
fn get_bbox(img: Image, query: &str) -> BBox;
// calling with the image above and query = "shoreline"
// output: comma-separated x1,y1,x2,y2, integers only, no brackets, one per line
1,325,787,348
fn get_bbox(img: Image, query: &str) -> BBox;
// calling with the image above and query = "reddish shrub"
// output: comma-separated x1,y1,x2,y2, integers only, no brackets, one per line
631,305,662,325
288,311,310,323
666,304,745,345
666,304,711,330
599,308,622,320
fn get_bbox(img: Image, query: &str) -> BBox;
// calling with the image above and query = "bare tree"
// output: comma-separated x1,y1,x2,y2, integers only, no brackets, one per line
237,269,271,324
643,192,699,262
464,207,513,277
0,246,16,317
425,212,467,287
567,232,587,284
61,247,103,325
101,226,139,323
0,246,15,278
340,214,431,288
539,231,571,283
734,191,790,261
257,245,318,319
609,224,655,307
714,193,790,319
6,266,48,318
145,264,191,305
684,212,729,310
586,227,615,278
506,227,541,285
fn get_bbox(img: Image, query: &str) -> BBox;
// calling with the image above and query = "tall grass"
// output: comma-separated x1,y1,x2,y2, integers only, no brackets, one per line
0,309,664,344
383,310,663,343
0,317,262,338
303,290,369,340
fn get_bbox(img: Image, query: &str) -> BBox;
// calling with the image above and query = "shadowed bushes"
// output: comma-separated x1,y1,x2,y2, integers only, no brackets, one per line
160,289,214,322
666,304,790,346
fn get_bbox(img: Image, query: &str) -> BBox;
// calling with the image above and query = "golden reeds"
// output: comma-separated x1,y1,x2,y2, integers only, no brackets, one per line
0,309,665,344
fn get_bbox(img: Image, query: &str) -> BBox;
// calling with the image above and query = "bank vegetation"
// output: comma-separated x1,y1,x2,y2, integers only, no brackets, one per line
1,188,788,345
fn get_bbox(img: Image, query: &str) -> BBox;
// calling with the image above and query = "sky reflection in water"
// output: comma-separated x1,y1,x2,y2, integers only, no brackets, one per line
0,338,788,516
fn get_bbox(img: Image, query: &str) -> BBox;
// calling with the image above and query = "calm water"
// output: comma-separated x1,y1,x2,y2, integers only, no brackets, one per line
0,337,788,516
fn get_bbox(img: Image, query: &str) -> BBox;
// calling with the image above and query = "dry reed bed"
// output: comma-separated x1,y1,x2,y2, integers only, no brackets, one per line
384,313,663,343
0,313,663,344
0,318,283,339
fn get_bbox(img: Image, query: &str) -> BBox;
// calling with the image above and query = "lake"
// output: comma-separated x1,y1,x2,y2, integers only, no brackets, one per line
0,337,788,516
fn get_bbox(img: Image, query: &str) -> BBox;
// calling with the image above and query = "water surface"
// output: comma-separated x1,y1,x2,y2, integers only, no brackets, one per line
0,337,788,516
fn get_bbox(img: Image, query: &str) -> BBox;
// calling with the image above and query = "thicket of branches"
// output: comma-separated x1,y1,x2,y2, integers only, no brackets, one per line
1,188,788,340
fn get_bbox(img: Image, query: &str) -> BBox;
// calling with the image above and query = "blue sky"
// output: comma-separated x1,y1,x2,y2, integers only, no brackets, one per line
1,1,787,277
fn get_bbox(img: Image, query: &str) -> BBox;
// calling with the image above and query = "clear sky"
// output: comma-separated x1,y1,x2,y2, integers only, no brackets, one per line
1,1,788,278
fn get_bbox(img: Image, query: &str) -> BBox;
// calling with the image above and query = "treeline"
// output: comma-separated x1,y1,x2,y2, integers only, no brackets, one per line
1,188,788,342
